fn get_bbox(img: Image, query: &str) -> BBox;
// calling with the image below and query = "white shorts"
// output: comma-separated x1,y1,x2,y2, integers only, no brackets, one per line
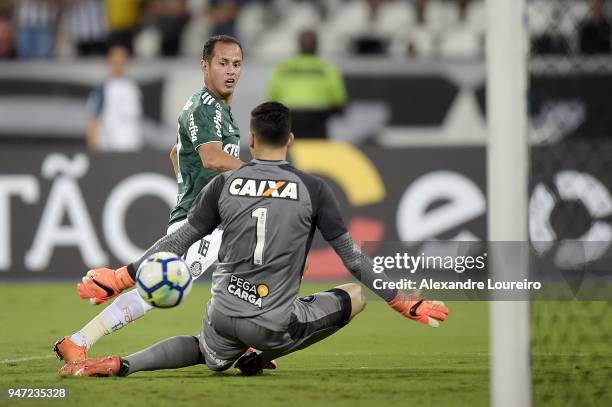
167,219,223,280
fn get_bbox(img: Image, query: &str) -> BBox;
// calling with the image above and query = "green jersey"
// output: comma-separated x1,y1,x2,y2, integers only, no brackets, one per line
169,87,240,225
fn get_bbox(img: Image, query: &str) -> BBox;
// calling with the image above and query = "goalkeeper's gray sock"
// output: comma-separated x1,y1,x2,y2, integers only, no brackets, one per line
121,336,203,376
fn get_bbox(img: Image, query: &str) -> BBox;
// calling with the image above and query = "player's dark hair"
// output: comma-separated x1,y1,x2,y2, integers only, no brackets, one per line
250,102,292,147
202,35,243,62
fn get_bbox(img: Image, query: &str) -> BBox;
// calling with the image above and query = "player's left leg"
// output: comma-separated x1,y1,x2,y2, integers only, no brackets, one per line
60,301,248,377
54,227,224,363
59,336,204,377
234,283,366,375
54,289,152,362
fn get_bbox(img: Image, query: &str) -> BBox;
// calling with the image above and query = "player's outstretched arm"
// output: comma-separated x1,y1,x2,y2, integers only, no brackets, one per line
78,174,226,304
328,233,449,327
313,179,448,327
77,222,203,304
79,221,212,304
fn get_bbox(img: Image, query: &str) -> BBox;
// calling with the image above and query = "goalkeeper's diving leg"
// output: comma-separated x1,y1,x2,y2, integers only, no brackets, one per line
58,283,367,377
53,227,222,363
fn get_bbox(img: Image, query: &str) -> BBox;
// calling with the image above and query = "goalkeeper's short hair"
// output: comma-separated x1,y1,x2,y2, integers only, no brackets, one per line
250,102,292,146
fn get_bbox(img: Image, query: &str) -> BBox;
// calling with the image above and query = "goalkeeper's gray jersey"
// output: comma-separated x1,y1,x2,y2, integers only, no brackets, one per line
187,159,348,331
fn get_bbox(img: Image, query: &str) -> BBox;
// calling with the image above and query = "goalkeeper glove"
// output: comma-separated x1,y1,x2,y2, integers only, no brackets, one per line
388,291,449,327
77,266,135,305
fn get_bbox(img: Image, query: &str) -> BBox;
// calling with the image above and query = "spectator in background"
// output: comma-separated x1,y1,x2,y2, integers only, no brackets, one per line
0,6,16,59
148,0,189,56
106,0,143,55
205,0,249,39
267,29,346,139
579,0,611,54
416,0,428,25
69,0,108,56
15,0,59,59
353,0,388,55
86,45,143,152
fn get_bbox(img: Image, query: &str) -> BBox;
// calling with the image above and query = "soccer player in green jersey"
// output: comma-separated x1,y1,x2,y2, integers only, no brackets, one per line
54,35,247,364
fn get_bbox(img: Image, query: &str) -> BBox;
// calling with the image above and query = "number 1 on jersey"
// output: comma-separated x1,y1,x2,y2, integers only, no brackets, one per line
252,207,268,265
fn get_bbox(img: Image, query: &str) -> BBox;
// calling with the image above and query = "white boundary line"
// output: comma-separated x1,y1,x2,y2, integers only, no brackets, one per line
1,355,55,364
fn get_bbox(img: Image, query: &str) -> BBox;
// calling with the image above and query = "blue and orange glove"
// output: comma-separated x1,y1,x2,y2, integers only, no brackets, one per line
388,291,449,327
77,266,135,305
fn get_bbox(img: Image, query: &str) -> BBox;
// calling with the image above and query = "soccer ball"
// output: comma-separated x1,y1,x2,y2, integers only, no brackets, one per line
136,252,192,308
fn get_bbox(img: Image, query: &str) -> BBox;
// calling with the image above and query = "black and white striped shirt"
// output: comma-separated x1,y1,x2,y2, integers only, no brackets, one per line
70,0,107,42
17,0,59,28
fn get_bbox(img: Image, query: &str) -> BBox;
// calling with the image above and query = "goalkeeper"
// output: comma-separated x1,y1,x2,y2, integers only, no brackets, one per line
60,102,448,377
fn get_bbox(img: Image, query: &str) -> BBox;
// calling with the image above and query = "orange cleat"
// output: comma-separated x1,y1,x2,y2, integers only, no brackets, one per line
59,356,121,377
53,336,87,363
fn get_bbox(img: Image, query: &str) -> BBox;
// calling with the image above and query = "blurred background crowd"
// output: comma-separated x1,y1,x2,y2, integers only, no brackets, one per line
0,0,610,152
0,0,609,62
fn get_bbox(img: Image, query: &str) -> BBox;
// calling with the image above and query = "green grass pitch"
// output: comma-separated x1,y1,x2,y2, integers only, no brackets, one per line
2,283,609,406
0,282,489,406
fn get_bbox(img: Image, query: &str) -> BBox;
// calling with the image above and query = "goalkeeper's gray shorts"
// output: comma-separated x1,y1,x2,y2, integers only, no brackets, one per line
198,288,352,371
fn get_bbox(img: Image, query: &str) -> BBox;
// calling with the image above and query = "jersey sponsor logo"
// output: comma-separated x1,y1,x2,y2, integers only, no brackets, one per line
201,92,214,106
200,337,226,366
223,143,240,158
183,99,193,110
228,178,299,200
228,124,234,133
227,275,269,308
213,107,222,138
176,123,183,183
188,113,198,142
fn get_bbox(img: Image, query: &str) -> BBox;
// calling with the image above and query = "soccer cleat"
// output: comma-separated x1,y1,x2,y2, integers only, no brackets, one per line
58,356,121,377
246,347,277,370
77,266,135,305
388,291,449,327
53,336,87,363
234,348,277,375
234,351,264,376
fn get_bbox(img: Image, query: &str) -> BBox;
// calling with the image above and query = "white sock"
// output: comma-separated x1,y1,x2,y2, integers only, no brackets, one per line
69,332,89,348
71,289,153,349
